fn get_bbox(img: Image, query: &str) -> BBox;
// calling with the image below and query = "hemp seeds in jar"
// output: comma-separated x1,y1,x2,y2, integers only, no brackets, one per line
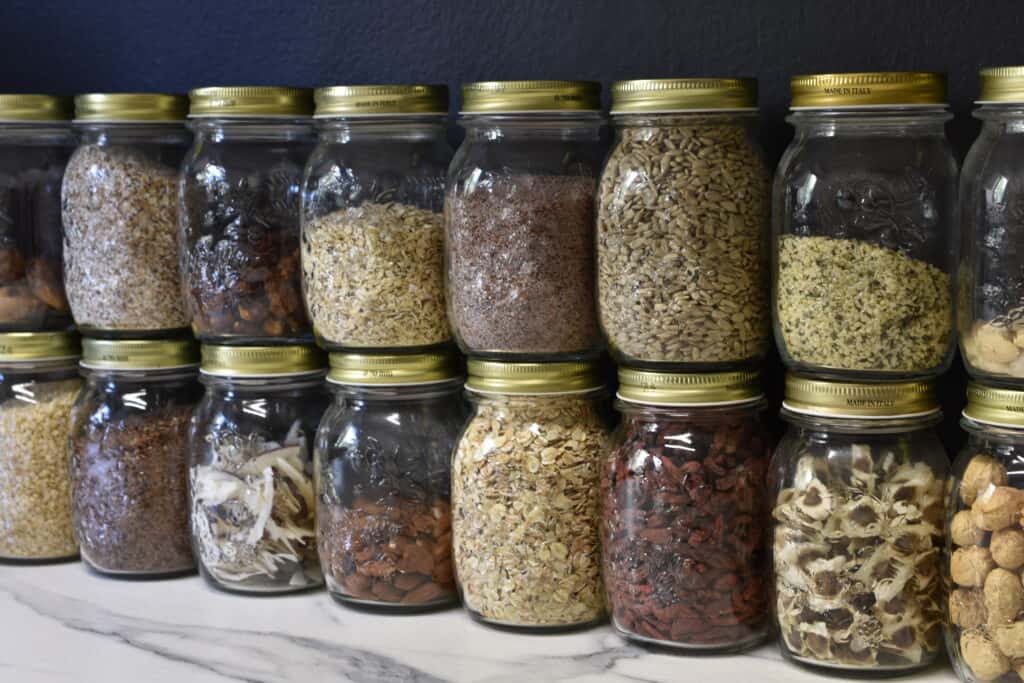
597,79,770,369
774,73,957,380
0,332,80,561
69,339,201,577
189,344,329,593
302,85,452,351
62,94,190,336
445,81,605,360
452,360,609,629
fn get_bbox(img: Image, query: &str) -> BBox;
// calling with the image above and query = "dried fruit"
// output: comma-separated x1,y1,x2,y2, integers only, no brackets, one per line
961,454,1009,506
953,509,988,547
985,567,1024,627
973,486,1023,531
992,528,1024,570
950,589,987,629
961,630,1010,680
952,546,997,587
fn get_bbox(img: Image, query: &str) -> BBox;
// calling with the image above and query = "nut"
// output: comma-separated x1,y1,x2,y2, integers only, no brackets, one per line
961,630,1010,680
961,455,1009,506
951,509,987,547
992,528,1024,570
951,546,996,587
985,567,1024,627
972,486,1023,531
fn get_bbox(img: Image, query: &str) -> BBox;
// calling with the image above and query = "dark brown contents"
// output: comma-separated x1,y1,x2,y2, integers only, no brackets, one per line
70,406,194,573
601,411,770,647
445,174,600,355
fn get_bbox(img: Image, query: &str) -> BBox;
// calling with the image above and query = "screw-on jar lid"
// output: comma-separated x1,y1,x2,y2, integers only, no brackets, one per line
74,93,188,122
81,338,199,370
0,94,72,122
783,374,938,418
460,80,600,114
200,344,326,377
964,383,1024,428
978,66,1024,103
790,72,947,108
0,332,79,362
618,368,761,406
314,84,448,117
327,352,459,386
611,78,757,113
188,86,314,118
465,359,602,395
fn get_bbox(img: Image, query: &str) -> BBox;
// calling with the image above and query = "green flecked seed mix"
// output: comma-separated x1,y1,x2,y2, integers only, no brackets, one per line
776,235,952,373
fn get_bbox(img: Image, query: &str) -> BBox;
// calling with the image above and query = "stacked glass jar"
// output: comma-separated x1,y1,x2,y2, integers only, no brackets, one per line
594,78,774,649
770,72,956,673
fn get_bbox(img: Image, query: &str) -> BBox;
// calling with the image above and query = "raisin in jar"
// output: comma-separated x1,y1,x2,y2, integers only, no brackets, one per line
602,369,771,651
315,352,467,610
180,87,314,344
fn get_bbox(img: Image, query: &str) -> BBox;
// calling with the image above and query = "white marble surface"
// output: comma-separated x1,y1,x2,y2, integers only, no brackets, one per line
0,562,959,683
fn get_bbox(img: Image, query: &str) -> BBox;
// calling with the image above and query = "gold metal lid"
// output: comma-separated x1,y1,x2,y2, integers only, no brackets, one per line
611,78,757,113
461,80,600,113
0,332,79,362
314,84,448,117
0,94,72,122
783,374,938,418
327,352,459,385
81,338,199,370
74,93,188,121
200,344,326,377
618,369,761,405
188,86,314,118
964,383,1024,427
790,72,947,108
465,360,602,394
978,66,1024,103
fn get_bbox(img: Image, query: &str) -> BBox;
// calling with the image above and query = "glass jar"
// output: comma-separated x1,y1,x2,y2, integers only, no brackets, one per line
69,339,200,577
959,68,1024,385
770,375,947,672
315,353,468,609
445,81,605,360
179,87,314,345
602,369,771,651
189,344,328,593
302,85,452,352
597,79,770,370
0,332,80,561
62,94,190,336
947,384,1024,683
452,360,609,629
0,95,73,332
773,73,957,381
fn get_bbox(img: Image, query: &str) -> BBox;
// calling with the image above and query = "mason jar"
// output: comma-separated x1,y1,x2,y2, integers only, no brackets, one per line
773,72,957,381
947,384,1024,683
189,344,328,593
446,81,605,360
452,360,609,629
179,87,314,345
62,94,190,336
0,95,73,332
0,332,80,561
960,67,1024,385
302,85,452,352
315,352,467,610
69,338,200,577
770,375,946,672
597,79,770,370
602,369,771,651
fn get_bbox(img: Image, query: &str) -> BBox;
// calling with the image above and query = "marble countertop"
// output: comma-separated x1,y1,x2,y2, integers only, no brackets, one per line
0,563,959,683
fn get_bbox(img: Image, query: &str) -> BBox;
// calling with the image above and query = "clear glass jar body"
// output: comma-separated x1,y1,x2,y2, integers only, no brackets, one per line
62,123,189,336
69,366,201,576
179,118,314,344
315,379,468,609
602,399,771,651
445,113,605,360
0,358,80,561
945,419,1024,683
189,372,329,593
0,123,72,332
597,112,770,369
773,108,958,380
452,389,609,629
769,411,947,671
959,106,1024,385
302,116,453,351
